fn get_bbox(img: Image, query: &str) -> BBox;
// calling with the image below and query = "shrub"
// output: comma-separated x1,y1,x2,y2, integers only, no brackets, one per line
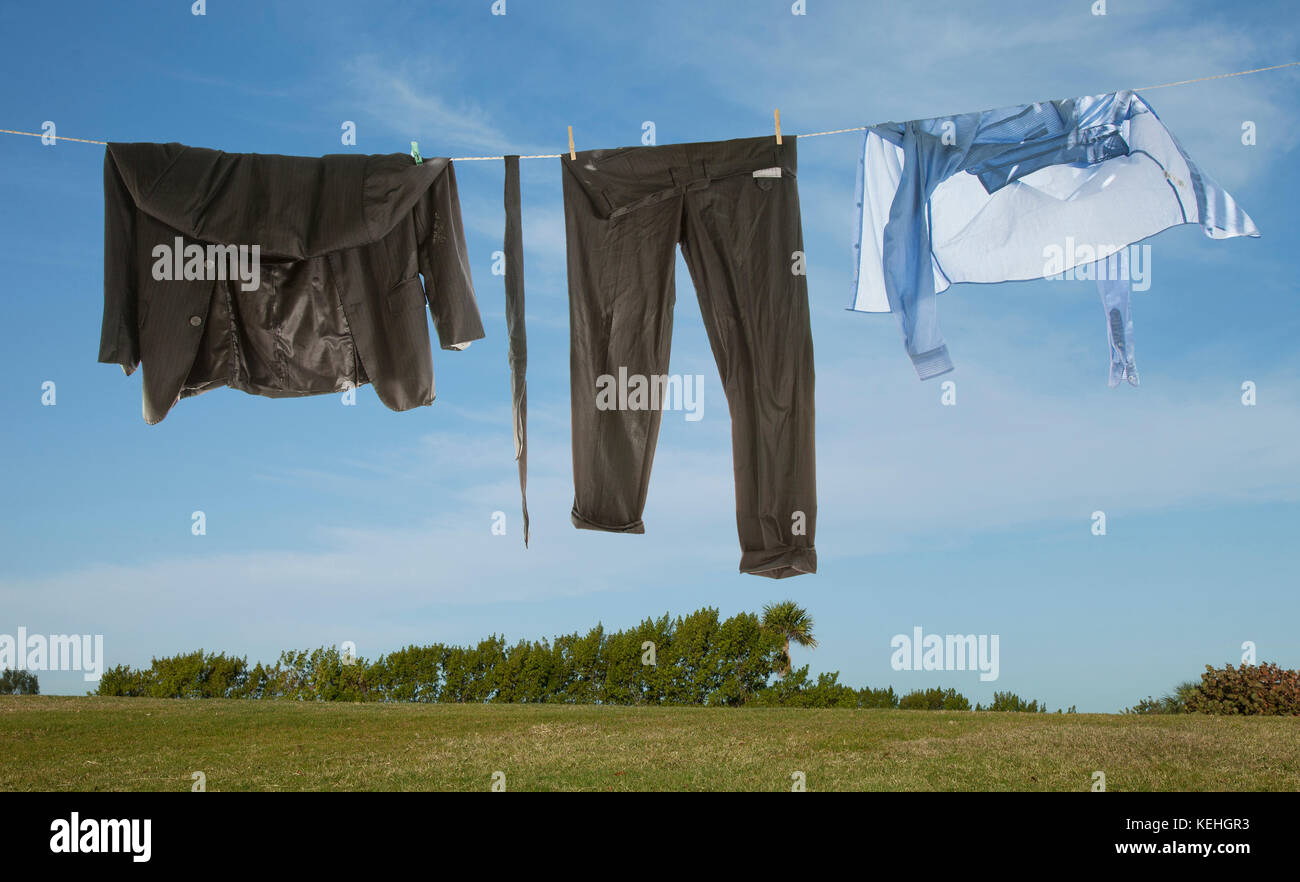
857,686,899,709
95,664,146,697
1122,681,1199,715
1184,663,1300,716
977,691,1046,712
94,651,250,699
898,687,970,711
0,668,39,695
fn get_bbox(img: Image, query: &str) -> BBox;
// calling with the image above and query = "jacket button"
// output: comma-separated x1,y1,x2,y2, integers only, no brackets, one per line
189,315,203,327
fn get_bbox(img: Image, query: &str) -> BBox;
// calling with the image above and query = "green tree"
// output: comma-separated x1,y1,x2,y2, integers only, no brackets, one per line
95,664,144,697
856,686,898,708
708,611,782,706
661,608,719,704
977,691,1047,712
0,668,39,695
750,664,814,707
761,600,818,677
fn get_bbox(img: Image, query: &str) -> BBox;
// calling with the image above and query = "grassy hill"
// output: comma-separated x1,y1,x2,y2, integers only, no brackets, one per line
1,696,1296,791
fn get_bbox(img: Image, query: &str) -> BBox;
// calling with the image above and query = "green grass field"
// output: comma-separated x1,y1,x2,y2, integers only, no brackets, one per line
2,696,1297,791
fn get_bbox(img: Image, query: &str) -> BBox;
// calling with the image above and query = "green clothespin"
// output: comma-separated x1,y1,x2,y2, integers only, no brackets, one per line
410,141,422,165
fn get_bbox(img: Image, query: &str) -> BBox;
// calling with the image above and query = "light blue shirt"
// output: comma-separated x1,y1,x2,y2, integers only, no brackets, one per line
850,91,1260,383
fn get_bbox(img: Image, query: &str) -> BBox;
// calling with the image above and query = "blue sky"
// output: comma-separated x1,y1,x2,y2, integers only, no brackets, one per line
1,0,1296,710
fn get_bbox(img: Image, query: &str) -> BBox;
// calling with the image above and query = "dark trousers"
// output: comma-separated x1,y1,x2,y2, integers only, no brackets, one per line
562,135,817,578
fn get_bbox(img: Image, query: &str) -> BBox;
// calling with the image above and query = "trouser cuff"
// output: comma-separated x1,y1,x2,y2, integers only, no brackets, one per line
571,506,645,534
740,546,817,579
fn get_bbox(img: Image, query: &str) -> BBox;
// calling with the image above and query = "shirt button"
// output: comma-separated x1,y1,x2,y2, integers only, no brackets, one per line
189,315,203,327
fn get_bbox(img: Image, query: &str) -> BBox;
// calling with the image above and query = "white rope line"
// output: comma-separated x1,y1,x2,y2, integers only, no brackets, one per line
0,129,107,145
3,61,1295,158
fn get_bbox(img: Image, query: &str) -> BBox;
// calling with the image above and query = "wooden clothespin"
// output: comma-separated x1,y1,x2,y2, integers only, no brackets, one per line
774,109,782,145
568,125,575,160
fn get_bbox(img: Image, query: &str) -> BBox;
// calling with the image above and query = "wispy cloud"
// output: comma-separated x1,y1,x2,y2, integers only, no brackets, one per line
342,53,558,156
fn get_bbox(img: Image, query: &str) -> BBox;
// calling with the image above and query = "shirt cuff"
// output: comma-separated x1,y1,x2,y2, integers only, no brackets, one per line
911,345,953,380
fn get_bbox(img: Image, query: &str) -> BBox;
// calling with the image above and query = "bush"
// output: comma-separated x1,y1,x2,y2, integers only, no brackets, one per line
95,651,250,699
751,670,902,709
898,687,970,711
750,665,816,707
1122,681,1199,715
95,664,146,697
977,692,1046,712
1184,663,1300,716
857,686,899,709
0,668,39,695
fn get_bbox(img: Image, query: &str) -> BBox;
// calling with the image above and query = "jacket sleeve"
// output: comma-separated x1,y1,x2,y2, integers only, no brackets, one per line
417,161,485,351
99,148,140,374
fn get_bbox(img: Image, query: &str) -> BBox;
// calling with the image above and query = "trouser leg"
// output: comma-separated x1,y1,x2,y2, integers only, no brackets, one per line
679,143,817,578
563,160,682,533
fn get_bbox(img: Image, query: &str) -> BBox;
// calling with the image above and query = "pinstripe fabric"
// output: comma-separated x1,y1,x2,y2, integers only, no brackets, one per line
503,156,529,547
562,136,817,579
100,142,484,424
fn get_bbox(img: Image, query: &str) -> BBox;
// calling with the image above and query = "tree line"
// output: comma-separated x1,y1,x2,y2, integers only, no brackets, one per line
87,603,1056,710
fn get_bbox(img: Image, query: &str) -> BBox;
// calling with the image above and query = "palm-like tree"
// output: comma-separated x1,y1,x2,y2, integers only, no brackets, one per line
761,601,818,677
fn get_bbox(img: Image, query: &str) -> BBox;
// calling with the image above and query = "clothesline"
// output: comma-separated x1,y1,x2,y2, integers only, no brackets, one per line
1,61,1296,160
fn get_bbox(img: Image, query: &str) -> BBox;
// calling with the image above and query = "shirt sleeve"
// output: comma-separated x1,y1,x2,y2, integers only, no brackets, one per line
880,121,954,380
417,160,485,351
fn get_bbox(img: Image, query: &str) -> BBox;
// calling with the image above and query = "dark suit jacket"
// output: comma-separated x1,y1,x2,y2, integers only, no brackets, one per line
100,143,484,423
